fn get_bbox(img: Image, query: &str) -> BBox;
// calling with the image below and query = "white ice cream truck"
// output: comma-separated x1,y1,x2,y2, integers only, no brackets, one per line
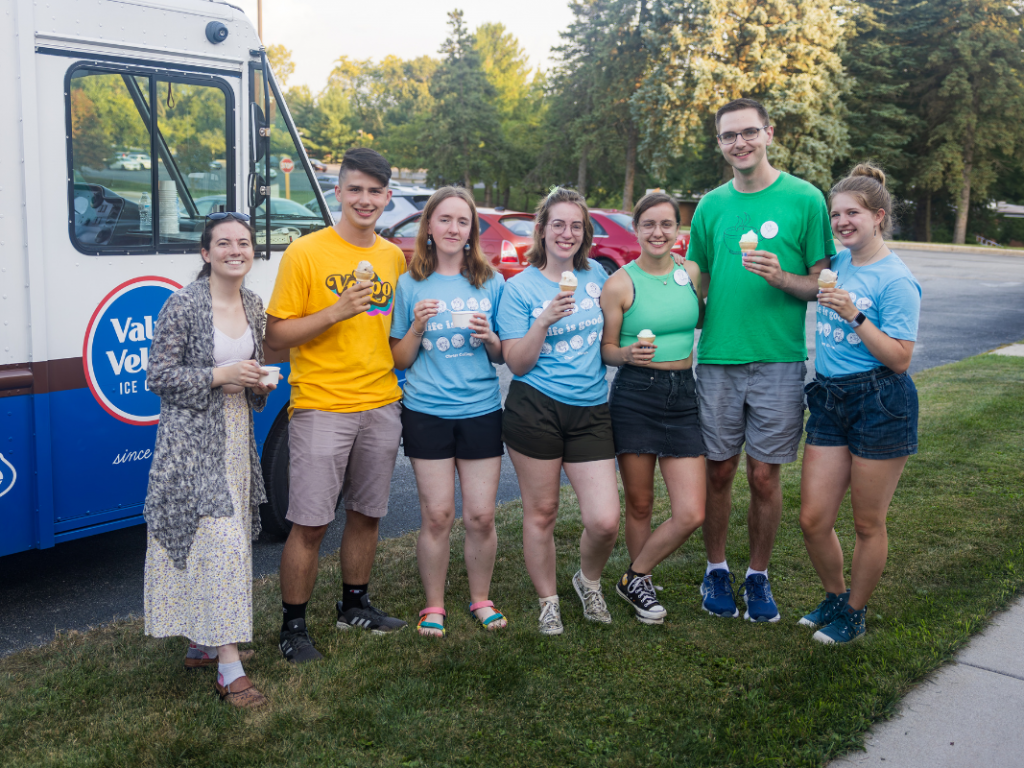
0,0,332,556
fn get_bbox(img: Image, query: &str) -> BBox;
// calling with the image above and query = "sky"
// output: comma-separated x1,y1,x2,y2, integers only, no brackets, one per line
231,0,577,92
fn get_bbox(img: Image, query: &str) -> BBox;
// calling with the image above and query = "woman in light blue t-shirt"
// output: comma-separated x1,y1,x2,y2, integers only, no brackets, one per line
496,187,619,636
390,187,507,638
799,164,922,645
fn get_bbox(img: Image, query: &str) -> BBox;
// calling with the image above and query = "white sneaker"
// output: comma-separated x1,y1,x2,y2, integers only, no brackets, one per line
538,600,563,635
573,570,612,624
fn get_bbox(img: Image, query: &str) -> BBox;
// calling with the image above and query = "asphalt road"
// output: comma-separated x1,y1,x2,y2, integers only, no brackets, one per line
2,247,1022,657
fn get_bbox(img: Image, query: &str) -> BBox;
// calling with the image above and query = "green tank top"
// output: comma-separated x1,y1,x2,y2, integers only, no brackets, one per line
619,260,699,362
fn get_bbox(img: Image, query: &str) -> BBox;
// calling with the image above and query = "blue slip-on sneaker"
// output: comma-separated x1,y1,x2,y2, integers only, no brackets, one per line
798,590,850,628
813,606,866,644
700,569,739,618
741,573,781,623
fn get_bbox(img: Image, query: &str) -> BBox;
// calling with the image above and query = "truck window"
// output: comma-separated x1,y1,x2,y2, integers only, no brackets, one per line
68,67,233,253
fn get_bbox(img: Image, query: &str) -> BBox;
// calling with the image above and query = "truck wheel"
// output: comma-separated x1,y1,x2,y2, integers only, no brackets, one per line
259,407,292,540
597,257,618,275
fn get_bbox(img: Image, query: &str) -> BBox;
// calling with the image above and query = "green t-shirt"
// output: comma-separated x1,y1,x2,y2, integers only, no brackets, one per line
688,172,835,364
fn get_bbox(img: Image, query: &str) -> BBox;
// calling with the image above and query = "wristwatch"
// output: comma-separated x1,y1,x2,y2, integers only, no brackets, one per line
849,312,866,328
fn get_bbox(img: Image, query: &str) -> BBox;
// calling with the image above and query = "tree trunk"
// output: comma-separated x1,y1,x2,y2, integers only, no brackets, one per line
623,128,637,212
924,195,932,243
464,170,471,190
502,185,511,209
484,183,492,208
578,145,588,197
953,132,974,245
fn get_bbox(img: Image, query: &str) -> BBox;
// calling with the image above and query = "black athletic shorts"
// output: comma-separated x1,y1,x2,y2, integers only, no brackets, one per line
502,380,614,463
401,405,504,460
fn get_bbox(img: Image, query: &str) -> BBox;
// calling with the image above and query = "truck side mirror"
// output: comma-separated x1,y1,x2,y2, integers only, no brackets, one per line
250,103,267,164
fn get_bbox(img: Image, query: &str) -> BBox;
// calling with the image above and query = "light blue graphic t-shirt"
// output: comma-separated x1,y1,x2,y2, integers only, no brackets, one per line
391,270,505,418
496,261,610,406
815,250,922,378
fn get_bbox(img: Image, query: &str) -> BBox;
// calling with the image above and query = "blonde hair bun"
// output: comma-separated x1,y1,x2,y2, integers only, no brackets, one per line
850,163,886,188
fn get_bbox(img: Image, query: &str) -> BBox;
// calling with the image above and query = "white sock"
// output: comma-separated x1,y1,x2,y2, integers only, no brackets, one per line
539,595,559,607
578,571,601,590
746,567,768,579
706,560,728,575
217,660,245,688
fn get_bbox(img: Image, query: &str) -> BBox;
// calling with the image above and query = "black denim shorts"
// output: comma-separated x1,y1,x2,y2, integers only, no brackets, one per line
609,365,707,458
805,366,919,459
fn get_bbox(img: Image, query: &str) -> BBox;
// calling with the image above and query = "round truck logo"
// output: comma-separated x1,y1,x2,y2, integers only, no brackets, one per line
83,276,182,426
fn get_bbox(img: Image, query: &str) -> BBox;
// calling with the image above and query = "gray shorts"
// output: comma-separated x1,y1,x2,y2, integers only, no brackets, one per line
286,403,402,525
695,362,806,464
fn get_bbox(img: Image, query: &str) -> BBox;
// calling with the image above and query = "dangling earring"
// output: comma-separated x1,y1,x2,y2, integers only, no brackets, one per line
873,225,877,237
426,235,433,247
464,243,470,251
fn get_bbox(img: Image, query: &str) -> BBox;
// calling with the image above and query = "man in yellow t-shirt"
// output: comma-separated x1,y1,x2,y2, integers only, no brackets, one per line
266,148,409,663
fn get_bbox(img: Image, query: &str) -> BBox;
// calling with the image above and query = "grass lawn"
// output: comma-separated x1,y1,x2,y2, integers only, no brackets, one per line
2,353,1022,767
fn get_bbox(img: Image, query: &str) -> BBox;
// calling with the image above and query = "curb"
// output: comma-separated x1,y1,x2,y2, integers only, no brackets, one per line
889,241,1024,257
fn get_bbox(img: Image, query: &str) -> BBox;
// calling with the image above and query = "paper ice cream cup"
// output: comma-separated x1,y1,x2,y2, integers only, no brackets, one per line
258,366,280,386
451,311,475,328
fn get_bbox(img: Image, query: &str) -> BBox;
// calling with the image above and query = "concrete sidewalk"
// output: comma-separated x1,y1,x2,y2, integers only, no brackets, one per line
829,596,1024,766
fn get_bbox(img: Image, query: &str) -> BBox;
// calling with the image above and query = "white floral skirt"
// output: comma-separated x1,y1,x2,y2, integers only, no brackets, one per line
144,391,253,646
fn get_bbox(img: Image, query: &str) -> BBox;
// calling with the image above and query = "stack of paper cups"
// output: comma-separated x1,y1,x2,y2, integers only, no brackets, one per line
159,180,180,235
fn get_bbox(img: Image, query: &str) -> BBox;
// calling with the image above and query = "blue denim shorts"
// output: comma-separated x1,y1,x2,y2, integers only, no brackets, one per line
609,365,706,458
804,367,918,459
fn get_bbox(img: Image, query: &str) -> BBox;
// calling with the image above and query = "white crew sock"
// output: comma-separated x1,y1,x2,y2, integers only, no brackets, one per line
578,571,601,590
706,560,729,575
217,660,245,688
746,567,768,579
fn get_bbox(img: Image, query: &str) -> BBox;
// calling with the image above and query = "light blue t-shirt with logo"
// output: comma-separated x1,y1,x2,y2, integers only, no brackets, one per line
815,249,922,378
496,261,610,406
391,270,505,418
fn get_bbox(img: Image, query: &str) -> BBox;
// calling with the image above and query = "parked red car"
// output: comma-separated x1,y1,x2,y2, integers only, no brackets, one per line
382,207,535,281
589,208,689,275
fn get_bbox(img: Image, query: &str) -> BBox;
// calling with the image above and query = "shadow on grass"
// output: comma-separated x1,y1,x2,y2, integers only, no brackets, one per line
1,355,1022,767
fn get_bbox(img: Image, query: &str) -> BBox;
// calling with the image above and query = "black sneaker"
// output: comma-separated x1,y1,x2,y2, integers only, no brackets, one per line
279,618,324,663
615,572,667,625
336,595,408,634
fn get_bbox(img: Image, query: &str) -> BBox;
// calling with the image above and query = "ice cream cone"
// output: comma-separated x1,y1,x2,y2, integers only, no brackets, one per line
739,230,759,253
817,268,838,290
637,329,656,346
559,271,578,295
354,260,375,285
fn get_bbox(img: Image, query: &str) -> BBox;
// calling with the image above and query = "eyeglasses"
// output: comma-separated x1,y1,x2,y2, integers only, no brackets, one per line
549,220,584,235
716,126,770,145
638,221,677,233
207,211,251,222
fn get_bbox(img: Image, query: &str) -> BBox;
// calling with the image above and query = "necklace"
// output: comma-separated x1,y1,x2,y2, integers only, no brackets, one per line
844,240,888,285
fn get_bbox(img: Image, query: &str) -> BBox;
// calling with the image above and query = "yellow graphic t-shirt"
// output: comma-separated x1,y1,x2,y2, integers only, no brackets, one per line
267,226,407,415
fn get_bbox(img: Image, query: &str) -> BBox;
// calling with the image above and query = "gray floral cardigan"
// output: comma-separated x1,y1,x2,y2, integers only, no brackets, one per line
144,277,268,569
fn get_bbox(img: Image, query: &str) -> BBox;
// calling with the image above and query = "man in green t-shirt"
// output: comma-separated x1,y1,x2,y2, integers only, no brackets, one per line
688,98,835,623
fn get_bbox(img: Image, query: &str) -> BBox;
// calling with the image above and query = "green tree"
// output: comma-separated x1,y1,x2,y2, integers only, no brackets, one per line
422,10,501,188
266,44,295,90
637,0,851,189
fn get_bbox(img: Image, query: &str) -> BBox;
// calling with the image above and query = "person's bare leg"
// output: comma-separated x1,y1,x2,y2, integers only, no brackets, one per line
799,446,852,595
632,456,706,573
508,448,564,597
456,457,505,627
746,456,783,572
216,643,239,663
704,455,741,563
280,522,329,603
340,509,380,583
410,458,457,635
563,459,620,581
619,453,657,563
848,455,908,609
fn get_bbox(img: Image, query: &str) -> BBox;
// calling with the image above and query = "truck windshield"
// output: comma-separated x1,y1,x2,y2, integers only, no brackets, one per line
251,63,331,252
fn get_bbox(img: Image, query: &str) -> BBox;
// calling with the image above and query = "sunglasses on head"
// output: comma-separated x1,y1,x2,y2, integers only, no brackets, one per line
206,211,251,222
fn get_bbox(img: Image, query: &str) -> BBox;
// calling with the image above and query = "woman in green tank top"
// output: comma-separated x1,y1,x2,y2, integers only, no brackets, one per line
600,193,707,625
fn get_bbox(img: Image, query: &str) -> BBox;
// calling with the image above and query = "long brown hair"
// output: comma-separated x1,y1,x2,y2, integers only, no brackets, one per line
830,163,894,238
526,187,593,271
409,186,494,288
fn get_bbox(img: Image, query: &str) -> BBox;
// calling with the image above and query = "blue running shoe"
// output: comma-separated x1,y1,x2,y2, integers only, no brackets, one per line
813,606,866,644
798,590,849,628
700,569,739,617
742,574,780,623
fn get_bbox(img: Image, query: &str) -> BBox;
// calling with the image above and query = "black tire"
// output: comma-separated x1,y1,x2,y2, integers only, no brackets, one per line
597,257,618,275
259,407,292,540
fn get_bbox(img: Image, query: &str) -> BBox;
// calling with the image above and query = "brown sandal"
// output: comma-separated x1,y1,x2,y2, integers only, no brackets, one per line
214,676,268,709
185,649,255,670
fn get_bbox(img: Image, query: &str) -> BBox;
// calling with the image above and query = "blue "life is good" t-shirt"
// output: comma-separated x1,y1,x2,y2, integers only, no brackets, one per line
815,250,922,378
391,271,505,418
496,261,609,406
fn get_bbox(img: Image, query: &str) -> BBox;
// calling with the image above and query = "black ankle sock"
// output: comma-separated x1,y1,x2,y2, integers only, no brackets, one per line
282,601,307,631
341,583,369,612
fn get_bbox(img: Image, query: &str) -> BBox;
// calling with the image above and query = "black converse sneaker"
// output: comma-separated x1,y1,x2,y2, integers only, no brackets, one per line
616,572,667,625
336,594,408,634
279,618,324,663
